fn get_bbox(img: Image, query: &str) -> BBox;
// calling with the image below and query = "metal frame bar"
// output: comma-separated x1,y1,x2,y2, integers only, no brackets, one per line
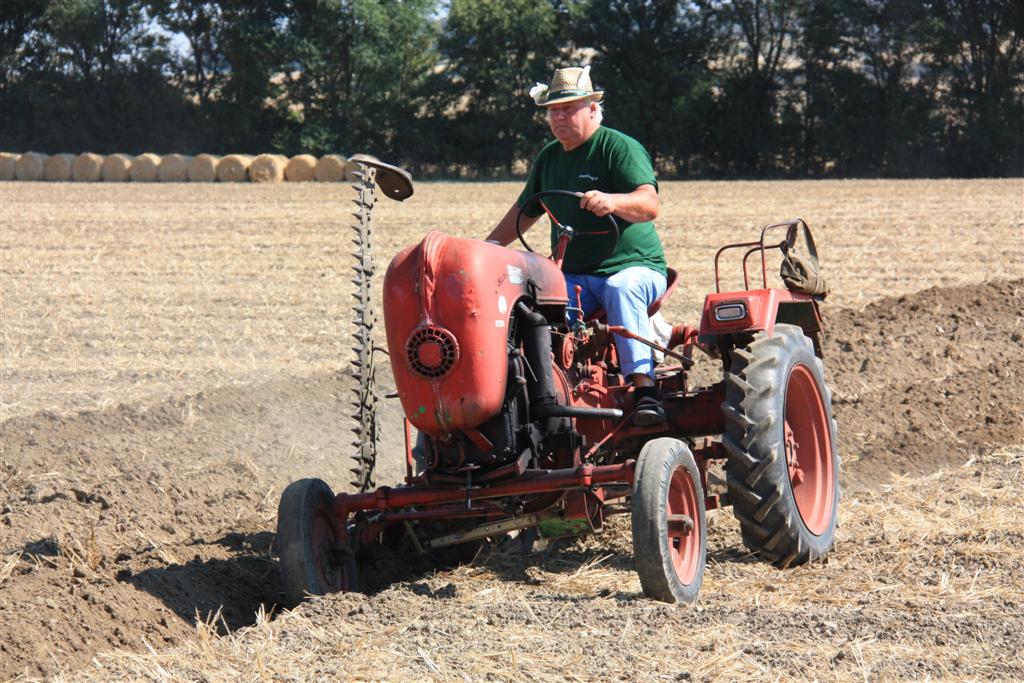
335,460,637,519
713,218,806,292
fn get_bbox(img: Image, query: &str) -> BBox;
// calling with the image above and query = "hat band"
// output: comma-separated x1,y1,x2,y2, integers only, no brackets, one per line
546,89,592,101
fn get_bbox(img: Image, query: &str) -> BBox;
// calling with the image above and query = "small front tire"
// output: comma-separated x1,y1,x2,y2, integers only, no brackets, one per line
631,438,707,604
276,478,358,607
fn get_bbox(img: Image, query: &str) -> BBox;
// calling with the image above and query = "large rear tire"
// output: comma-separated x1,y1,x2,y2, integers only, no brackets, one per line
722,323,840,567
277,478,358,607
631,438,707,603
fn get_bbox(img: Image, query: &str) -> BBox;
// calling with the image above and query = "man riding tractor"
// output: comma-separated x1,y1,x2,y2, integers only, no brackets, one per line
486,66,668,427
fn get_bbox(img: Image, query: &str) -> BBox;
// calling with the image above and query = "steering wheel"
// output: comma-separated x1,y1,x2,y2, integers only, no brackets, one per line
515,190,620,260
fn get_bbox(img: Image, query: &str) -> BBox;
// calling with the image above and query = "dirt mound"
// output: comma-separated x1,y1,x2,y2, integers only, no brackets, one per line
0,371,407,679
2,280,1022,679
822,278,1023,485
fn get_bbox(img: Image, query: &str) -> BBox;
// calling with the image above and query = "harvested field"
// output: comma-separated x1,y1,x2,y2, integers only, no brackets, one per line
0,179,1022,680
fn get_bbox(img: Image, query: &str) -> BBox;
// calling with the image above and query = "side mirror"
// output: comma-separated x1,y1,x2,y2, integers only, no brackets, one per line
349,155,414,202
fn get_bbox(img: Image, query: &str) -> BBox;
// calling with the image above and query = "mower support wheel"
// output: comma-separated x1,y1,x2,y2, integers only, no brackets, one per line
722,323,840,568
277,478,357,607
631,438,707,603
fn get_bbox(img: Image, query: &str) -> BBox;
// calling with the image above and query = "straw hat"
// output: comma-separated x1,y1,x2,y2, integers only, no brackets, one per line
530,66,604,107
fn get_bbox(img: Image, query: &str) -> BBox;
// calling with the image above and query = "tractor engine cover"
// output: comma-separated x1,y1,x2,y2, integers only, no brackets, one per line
384,231,568,436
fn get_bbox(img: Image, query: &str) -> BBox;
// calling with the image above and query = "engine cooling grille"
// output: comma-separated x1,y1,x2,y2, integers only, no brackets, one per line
405,325,459,379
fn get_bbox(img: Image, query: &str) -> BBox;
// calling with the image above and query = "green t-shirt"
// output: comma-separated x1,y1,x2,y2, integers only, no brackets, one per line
517,126,666,276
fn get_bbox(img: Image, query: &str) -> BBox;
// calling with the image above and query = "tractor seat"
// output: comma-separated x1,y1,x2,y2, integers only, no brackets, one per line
584,268,679,323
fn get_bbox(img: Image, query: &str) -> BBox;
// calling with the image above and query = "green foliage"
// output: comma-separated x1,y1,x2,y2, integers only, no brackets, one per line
924,0,1024,175
0,0,1020,176
1,0,188,153
277,0,438,158
432,0,562,175
569,0,719,172
0,0,49,95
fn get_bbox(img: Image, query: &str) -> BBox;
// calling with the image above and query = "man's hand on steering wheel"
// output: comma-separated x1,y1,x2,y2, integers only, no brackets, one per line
515,190,620,258
580,190,616,217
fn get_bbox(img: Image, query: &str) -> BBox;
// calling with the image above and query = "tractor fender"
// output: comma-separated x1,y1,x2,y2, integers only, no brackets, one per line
383,231,568,436
697,288,823,352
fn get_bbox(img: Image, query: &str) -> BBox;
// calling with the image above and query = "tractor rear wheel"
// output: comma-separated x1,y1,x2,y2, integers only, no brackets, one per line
722,323,839,567
277,478,357,607
631,438,706,603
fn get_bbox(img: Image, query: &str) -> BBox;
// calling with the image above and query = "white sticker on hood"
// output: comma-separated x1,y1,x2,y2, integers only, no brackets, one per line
507,265,523,284
497,295,508,314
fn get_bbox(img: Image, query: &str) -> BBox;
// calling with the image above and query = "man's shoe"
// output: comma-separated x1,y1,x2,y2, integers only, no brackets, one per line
632,387,666,427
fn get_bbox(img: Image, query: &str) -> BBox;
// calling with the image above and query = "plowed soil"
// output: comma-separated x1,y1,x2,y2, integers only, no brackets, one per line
1,179,1021,681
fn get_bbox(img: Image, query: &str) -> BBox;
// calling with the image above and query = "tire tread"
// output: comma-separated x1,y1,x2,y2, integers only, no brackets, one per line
722,324,841,568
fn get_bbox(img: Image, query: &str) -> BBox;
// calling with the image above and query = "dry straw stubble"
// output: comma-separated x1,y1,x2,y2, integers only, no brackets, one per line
249,154,286,183
217,154,251,182
67,449,1024,682
188,154,220,182
315,154,349,182
131,153,161,182
72,153,104,182
101,154,132,182
3,179,1023,681
159,154,192,182
43,153,76,181
284,154,317,182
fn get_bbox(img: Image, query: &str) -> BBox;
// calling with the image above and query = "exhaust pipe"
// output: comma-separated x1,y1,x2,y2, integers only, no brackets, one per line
515,301,623,421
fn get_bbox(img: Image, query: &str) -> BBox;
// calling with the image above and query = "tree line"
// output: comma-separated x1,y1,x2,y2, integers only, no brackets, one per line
2,0,1021,178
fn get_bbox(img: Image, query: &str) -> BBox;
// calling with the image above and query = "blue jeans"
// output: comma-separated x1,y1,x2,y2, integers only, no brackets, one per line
565,267,668,378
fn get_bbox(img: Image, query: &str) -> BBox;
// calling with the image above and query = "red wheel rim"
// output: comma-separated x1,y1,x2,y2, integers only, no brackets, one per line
666,466,701,584
784,364,835,535
311,508,350,591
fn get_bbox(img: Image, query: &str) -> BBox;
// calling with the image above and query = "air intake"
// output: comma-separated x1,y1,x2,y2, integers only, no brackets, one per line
405,325,459,379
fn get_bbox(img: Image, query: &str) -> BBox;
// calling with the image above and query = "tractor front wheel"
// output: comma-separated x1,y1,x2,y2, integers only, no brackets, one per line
723,323,840,567
277,478,358,607
631,438,707,603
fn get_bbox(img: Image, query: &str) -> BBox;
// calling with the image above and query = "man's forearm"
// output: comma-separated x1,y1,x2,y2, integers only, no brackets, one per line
580,184,659,223
486,203,539,246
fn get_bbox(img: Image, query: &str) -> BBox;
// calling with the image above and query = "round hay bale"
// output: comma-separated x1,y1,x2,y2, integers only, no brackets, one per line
249,154,286,183
43,153,76,181
131,153,161,182
315,154,349,182
285,154,317,182
158,154,192,182
217,154,251,182
187,154,220,182
344,153,380,181
0,152,17,180
72,152,104,182
15,152,47,180
101,154,132,182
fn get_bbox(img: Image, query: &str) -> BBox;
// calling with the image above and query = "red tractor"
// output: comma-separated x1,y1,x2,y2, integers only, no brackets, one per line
277,159,839,606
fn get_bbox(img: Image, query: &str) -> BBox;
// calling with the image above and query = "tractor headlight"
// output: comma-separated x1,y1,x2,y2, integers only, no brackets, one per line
713,302,747,322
